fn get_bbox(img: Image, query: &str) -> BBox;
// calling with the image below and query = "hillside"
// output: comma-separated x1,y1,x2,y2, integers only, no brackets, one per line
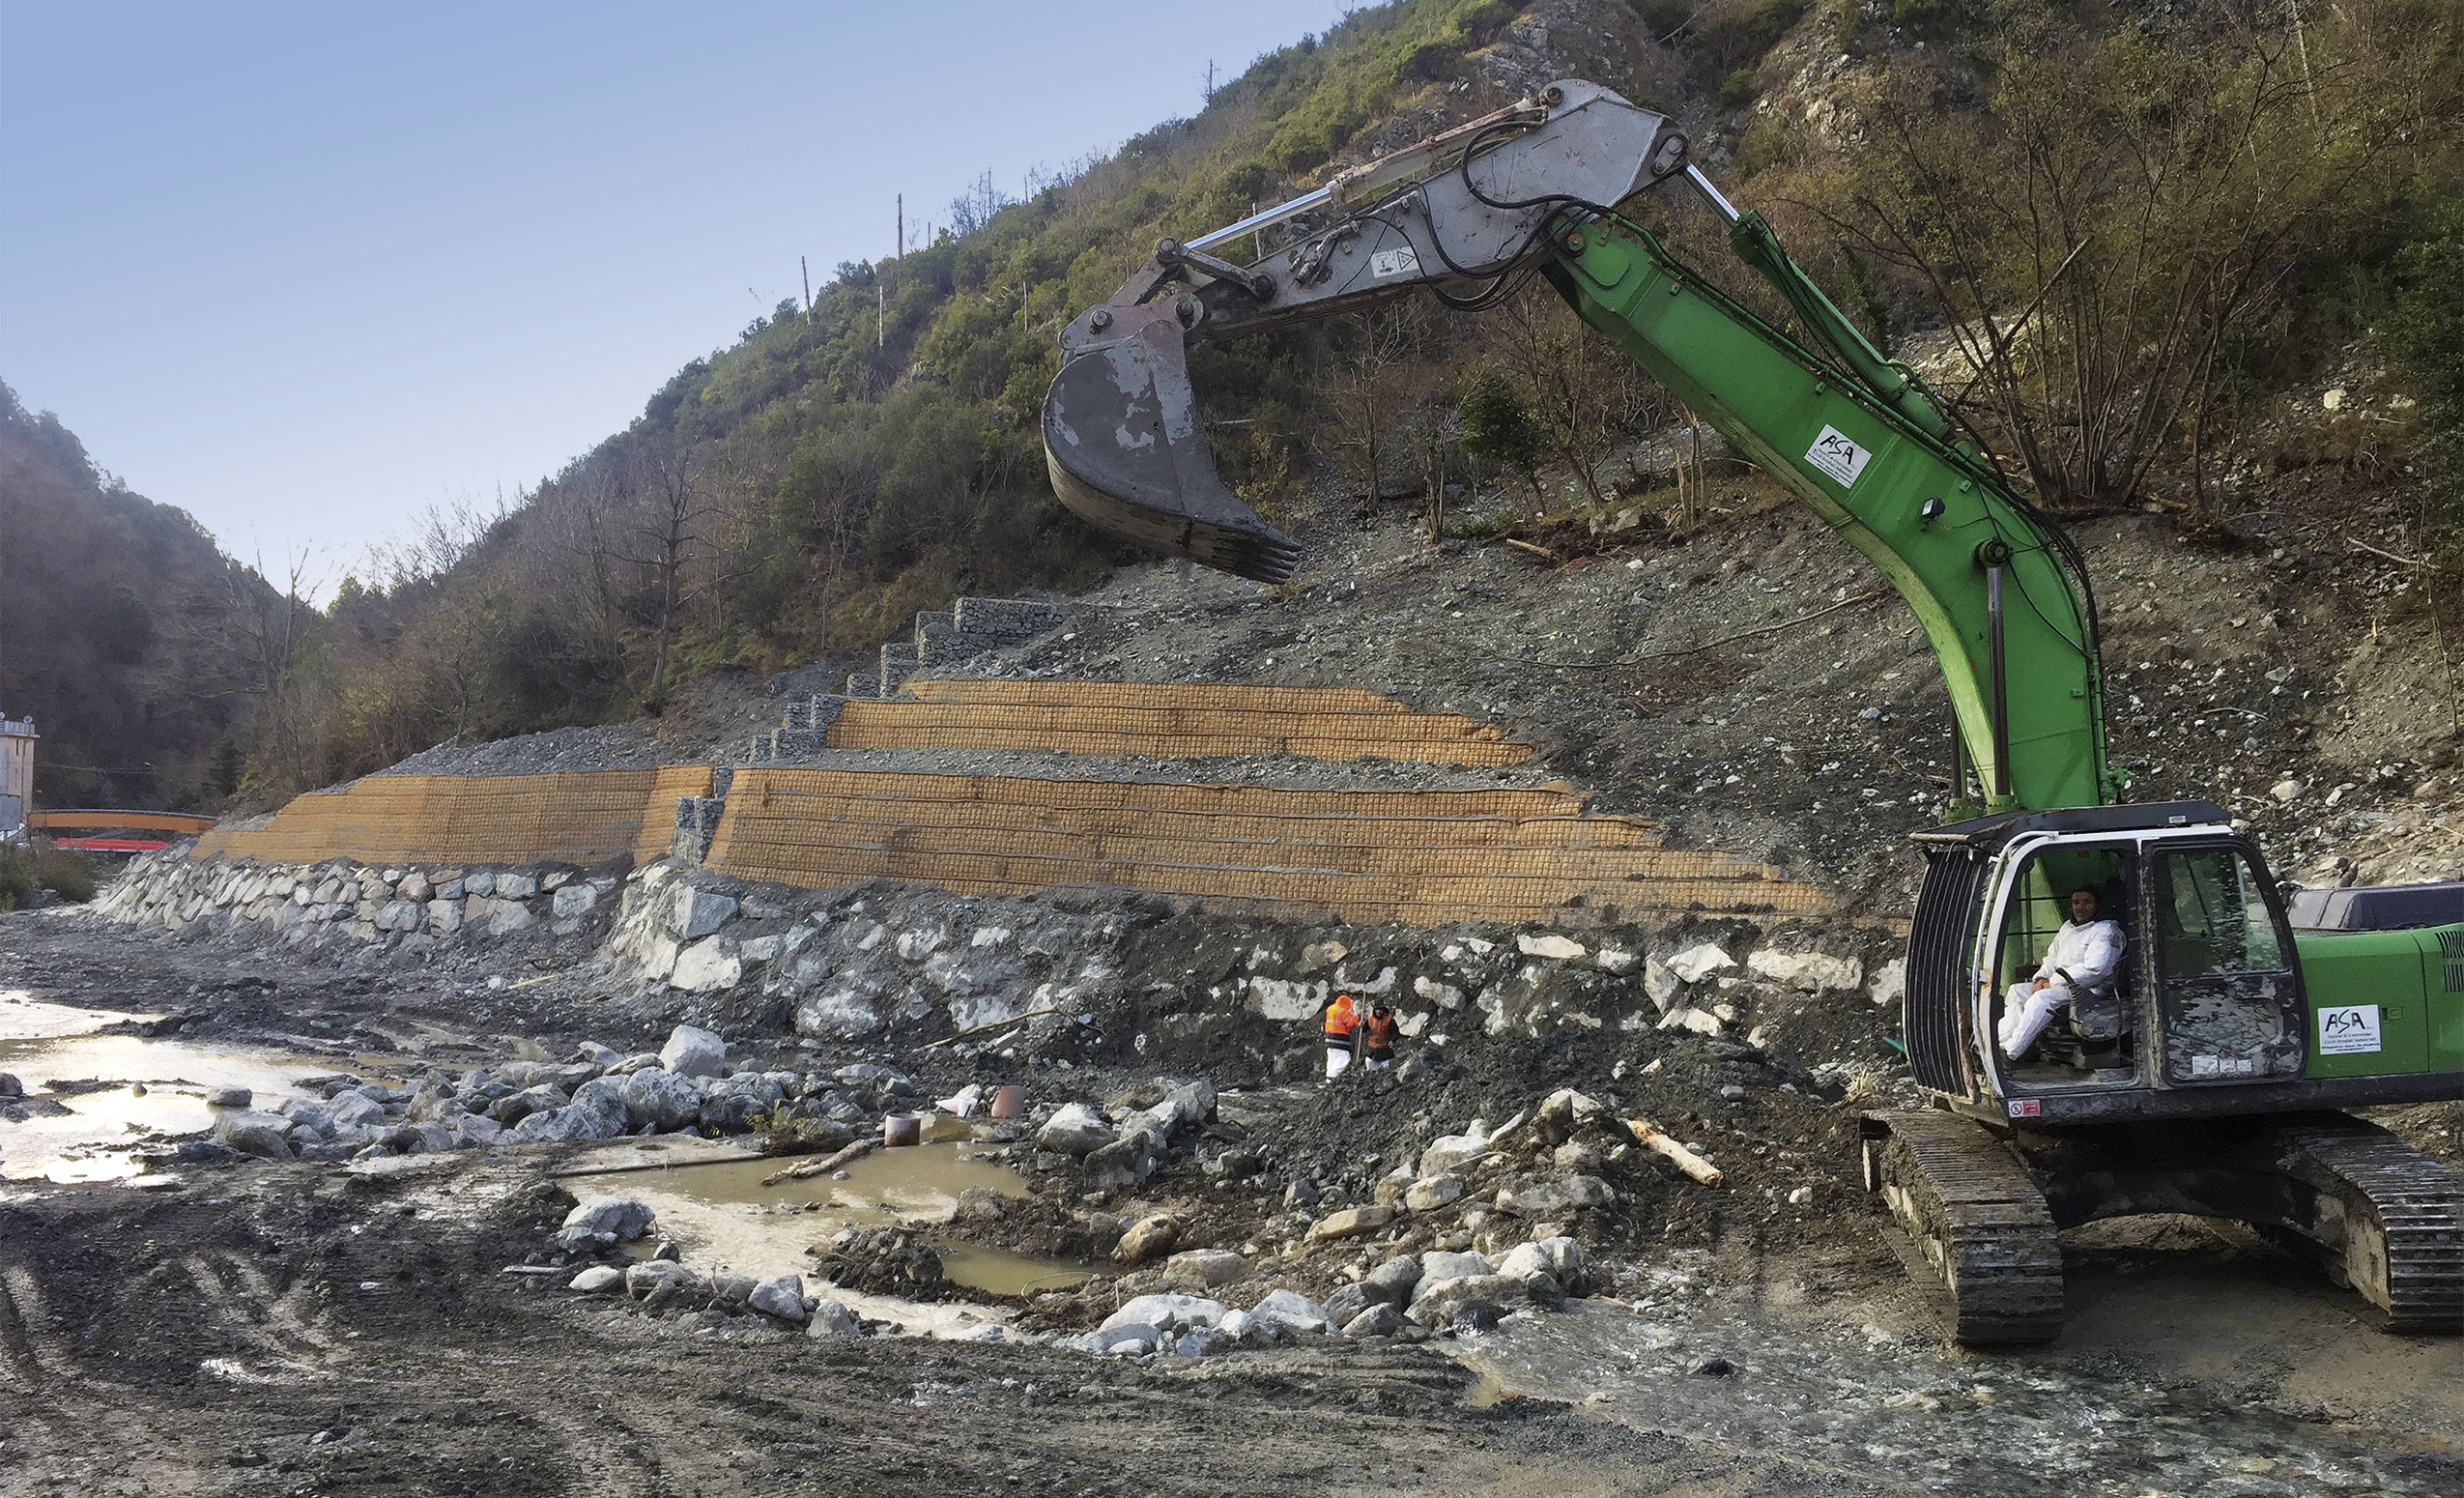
215,0,2461,810
0,384,291,810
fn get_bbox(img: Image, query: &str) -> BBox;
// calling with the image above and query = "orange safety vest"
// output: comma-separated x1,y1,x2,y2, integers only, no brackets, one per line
1362,1012,1398,1051
1324,994,1360,1040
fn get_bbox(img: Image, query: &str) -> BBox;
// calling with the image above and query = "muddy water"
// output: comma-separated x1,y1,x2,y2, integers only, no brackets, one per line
580,1142,1093,1335
0,994,384,1183
1458,1247,2463,1495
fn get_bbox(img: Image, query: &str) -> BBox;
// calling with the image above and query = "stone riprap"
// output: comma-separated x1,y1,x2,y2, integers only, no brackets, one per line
92,849,623,953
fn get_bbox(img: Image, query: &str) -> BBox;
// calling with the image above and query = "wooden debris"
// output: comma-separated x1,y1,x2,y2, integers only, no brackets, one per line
761,1137,877,1186
1502,536,1560,562
1627,1119,1723,1187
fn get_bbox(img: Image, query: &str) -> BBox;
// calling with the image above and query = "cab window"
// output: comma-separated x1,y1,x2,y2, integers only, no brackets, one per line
2158,849,2285,977
1992,843,2131,990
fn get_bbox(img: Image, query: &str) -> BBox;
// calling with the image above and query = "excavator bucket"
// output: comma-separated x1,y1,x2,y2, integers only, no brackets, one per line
1042,301,1304,584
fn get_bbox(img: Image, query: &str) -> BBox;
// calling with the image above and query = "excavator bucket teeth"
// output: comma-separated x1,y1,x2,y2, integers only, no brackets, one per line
1042,302,1304,584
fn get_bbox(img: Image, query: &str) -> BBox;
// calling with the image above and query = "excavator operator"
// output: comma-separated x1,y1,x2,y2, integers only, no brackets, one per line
1998,887,2126,1059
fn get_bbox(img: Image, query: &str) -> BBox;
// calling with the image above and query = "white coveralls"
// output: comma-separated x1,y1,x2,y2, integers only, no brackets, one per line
1998,917,2125,1059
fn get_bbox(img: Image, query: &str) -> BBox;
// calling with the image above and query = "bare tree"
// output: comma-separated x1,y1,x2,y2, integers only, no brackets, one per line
615,439,715,706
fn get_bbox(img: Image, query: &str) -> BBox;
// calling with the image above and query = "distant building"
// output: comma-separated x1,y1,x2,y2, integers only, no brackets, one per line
0,713,33,835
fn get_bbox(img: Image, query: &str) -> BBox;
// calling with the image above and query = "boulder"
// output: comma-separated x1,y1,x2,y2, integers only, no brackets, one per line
215,1111,296,1162
551,883,600,919
557,1196,654,1251
1665,942,1735,984
622,1260,706,1311
1516,933,1587,960
1248,1288,1332,1336
1412,1274,1523,1329
1535,1088,1610,1139
495,872,539,899
1081,1325,1159,1355
489,1084,567,1126
748,1274,810,1324
1100,1293,1225,1334
1368,1254,1422,1304
1412,1251,1497,1303
566,1265,623,1294
806,1300,862,1338
658,1024,728,1080
204,1085,252,1110
1342,1304,1404,1339
1418,1121,1491,1178
454,1113,504,1147
1404,1174,1465,1211
1083,1129,1165,1190
0,1073,18,1100
1746,949,1862,994
1321,1282,1380,1327
1161,1249,1250,1291
618,1067,702,1132
671,941,742,994
328,1091,386,1131
1113,1213,1179,1265
673,889,737,939
1496,1174,1617,1217
1499,1236,1591,1296
1123,1080,1216,1139
1304,1205,1395,1244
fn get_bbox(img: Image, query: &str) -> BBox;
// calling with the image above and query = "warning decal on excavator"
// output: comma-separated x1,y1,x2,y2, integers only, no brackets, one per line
1805,425,1872,487
1370,246,1420,279
2318,1004,2383,1054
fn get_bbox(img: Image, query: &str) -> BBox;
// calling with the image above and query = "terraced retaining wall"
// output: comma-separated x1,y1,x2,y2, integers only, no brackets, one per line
702,768,1824,926
819,680,1529,766
192,766,713,868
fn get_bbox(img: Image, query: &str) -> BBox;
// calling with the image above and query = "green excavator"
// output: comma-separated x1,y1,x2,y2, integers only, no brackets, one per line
1039,80,2464,1341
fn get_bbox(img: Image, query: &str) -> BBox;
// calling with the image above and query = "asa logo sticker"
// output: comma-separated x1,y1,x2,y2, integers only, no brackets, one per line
2318,1004,2383,1055
1804,425,1872,487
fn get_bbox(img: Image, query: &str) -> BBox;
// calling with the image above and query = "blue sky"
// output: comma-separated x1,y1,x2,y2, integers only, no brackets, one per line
3,2,1358,591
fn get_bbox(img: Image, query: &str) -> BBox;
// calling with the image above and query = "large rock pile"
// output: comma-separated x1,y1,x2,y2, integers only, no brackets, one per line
180,1025,811,1163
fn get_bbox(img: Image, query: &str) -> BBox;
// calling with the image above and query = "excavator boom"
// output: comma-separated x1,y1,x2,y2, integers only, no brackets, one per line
1040,78,2112,814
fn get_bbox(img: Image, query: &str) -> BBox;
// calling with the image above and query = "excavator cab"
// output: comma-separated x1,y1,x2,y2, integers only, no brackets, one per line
1905,800,2313,1122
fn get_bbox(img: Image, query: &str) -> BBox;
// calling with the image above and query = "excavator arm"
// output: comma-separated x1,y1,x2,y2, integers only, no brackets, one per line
1041,80,2118,813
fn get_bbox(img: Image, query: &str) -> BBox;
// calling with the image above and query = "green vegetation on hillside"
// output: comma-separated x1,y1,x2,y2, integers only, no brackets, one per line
152,0,2463,799
0,383,292,810
234,0,1566,798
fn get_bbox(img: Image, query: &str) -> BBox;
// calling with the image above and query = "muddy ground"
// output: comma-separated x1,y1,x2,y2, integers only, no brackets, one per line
6,915,2463,1497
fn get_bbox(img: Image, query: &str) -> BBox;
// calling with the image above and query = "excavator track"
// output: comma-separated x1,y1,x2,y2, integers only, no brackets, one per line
2270,1117,2464,1334
1862,1109,2064,1344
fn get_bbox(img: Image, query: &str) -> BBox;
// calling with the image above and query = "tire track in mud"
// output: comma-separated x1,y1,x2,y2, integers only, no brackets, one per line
0,1263,73,1388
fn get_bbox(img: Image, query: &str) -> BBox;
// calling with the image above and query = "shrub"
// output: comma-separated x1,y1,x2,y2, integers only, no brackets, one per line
0,841,92,909
0,846,32,910
1720,68,1759,106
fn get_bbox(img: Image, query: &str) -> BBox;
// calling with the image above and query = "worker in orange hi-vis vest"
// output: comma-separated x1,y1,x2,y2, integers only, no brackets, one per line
1322,992,1361,1081
1360,1001,1400,1071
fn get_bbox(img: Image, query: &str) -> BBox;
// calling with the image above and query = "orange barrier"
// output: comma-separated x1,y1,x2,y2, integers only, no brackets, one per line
826,680,1530,766
704,767,1826,927
190,765,712,868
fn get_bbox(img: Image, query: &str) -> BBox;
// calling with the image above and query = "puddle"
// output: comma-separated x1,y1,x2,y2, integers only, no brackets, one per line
0,994,392,1183
579,1142,1095,1333
1454,1291,2455,1493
